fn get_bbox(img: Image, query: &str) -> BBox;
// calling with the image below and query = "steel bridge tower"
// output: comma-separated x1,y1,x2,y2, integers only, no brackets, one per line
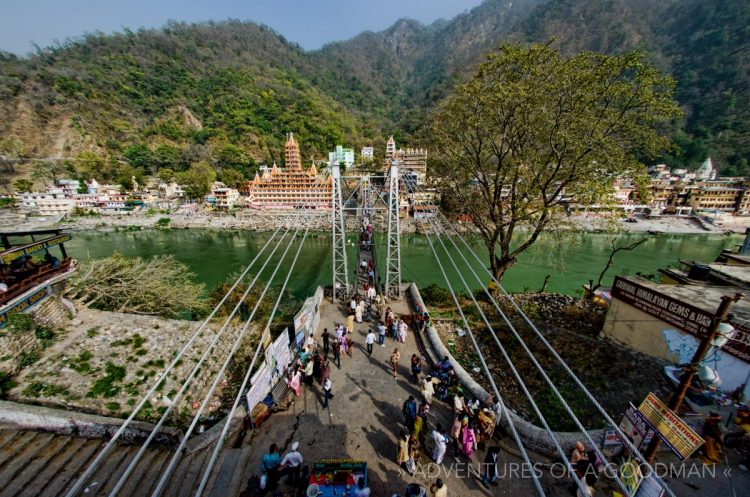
331,165,349,301
385,164,402,298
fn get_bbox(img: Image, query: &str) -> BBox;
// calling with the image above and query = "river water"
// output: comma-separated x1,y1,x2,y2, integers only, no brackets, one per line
65,229,742,298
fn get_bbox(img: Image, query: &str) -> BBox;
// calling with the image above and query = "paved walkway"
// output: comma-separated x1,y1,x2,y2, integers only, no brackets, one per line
239,297,555,496
237,297,750,497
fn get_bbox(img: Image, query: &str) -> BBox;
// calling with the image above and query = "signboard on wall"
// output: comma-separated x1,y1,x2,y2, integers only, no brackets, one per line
294,301,315,349
638,392,704,460
612,277,713,336
246,363,272,412
0,285,51,328
0,233,72,264
612,277,749,362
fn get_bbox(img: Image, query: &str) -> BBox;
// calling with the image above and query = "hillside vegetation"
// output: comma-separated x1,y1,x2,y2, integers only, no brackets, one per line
0,0,747,186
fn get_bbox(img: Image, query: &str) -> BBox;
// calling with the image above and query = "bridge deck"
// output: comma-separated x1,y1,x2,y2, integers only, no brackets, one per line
237,297,549,496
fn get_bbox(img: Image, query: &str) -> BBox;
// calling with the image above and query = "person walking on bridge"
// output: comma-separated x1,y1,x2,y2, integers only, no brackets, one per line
403,395,417,432
431,424,448,465
332,339,341,369
323,377,333,408
390,347,400,379
365,329,376,356
377,321,387,346
322,328,330,357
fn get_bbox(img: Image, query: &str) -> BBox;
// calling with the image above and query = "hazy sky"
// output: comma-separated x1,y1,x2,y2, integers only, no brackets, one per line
0,0,484,56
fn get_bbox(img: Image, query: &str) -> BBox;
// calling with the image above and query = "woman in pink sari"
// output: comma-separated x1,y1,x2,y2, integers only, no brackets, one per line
461,423,477,459
289,369,302,396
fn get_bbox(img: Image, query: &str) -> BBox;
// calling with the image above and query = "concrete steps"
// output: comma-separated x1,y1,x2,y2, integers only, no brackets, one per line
0,428,250,497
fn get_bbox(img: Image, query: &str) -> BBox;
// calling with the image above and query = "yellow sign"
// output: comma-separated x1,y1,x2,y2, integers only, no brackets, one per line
638,392,704,460
0,233,72,264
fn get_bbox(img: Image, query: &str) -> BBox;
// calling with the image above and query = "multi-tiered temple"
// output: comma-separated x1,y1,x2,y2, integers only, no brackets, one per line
383,135,427,181
240,133,332,210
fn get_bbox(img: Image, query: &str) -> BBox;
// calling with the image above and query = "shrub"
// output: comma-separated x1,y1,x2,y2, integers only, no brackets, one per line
0,371,16,397
420,284,453,307
8,313,34,333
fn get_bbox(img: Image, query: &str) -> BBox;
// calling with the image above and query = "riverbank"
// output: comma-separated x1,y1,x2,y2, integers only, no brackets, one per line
3,207,749,235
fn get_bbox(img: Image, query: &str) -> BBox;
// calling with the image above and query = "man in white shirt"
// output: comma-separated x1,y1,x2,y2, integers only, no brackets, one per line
431,424,448,464
305,333,317,353
377,322,387,347
280,441,304,485
365,330,376,356
453,393,467,415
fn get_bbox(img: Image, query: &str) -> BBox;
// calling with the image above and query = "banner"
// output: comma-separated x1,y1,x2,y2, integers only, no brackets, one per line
638,392,704,460
246,363,272,412
294,300,315,349
0,233,72,264
612,277,749,361
618,403,655,451
0,285,50,328
612,277,713,336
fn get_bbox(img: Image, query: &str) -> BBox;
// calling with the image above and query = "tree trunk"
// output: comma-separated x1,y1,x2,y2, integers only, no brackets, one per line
490,253,515,282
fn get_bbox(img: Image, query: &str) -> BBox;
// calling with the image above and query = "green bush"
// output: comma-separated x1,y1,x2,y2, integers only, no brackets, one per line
0,371,16,397
155,217,171,228
18,351,41,368
420,284,453,307
87,361,127,398
8,313,34,333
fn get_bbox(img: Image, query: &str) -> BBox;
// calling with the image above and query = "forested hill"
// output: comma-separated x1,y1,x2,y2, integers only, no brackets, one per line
0,0,748,180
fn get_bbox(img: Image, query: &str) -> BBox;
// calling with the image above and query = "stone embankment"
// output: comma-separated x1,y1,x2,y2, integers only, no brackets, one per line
5,304,254,425
1,210,422,234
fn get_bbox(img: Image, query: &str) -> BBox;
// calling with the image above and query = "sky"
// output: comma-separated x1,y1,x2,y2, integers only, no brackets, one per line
0,0,484,56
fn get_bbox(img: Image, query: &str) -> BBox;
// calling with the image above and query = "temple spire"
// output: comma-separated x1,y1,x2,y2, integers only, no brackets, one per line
285,132,302,170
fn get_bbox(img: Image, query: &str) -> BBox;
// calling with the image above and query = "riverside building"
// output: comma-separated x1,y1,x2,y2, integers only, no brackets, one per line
240,133,333,210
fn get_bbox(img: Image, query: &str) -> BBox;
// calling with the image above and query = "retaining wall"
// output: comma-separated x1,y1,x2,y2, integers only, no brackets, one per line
0,399,181,445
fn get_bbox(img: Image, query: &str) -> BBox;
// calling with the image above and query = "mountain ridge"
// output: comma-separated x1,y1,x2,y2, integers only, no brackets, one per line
0,0,747,181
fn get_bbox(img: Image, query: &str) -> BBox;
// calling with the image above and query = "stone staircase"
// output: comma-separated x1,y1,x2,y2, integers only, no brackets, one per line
0,428,252,497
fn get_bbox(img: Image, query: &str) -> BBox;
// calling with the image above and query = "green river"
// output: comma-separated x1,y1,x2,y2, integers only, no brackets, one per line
64,229,743,298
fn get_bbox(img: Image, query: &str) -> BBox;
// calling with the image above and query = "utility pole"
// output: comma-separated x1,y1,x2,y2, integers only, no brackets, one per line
643,293,742,463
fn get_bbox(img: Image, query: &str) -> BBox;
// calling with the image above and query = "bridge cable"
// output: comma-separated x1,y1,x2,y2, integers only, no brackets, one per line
63,220,290,497
195,227,311,497
428,216,633,497
412,180,675,496
434,208,678,496
426,217,593,495
417,217,548,497
150,223,309,497
103,219,301,497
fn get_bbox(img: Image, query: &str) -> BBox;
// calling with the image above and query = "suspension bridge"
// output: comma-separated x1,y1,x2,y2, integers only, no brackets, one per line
0,165,686,497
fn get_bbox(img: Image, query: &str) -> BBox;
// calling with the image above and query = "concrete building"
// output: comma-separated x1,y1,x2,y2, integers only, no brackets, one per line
382,136,428,182
603,275,750,400
361,147,374,161
208,182,240,210
689,185,745,213
19,192,75,216
328,145,355,168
